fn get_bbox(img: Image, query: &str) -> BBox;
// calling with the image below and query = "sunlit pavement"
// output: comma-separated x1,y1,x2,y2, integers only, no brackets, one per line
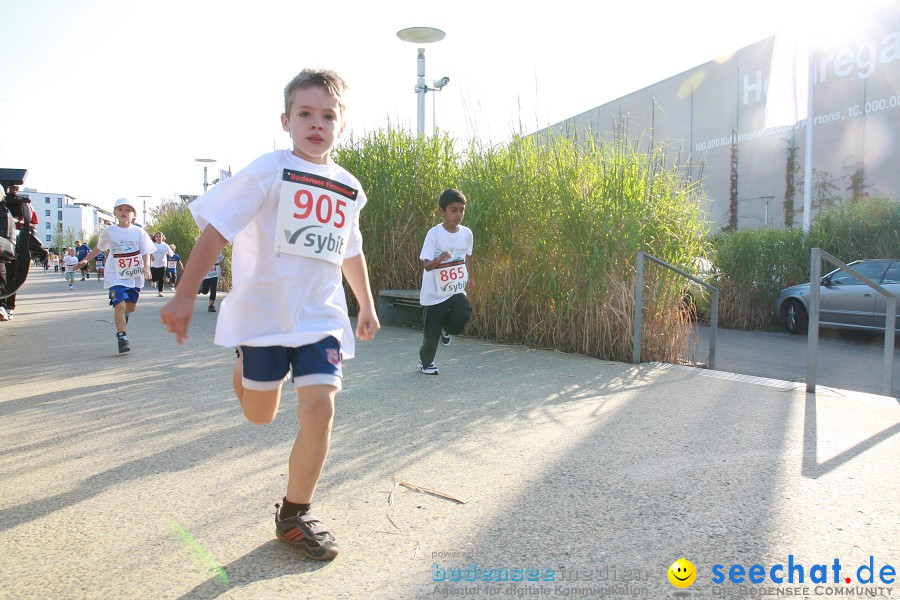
1,271,898,599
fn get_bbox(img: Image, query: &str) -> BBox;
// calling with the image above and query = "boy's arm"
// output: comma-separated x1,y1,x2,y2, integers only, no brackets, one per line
342,252,380,341
160,225,229,344
423,251,451,271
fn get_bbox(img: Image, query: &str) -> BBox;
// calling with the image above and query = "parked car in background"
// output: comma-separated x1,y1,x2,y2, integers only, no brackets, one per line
773,259,900,334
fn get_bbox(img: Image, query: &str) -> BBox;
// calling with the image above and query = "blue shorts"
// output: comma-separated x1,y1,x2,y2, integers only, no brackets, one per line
239,336,343,391
109,286,141,307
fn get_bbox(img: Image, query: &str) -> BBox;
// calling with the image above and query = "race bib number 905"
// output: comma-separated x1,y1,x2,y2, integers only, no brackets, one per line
274,169,358,265
114,252,142,279
433,259,468,298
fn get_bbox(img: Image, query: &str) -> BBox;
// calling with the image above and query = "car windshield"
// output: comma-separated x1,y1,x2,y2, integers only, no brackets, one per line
881,261,900,284
828,261,891,285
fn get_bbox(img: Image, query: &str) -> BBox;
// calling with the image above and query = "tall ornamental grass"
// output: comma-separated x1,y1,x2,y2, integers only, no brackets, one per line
337,127,710,364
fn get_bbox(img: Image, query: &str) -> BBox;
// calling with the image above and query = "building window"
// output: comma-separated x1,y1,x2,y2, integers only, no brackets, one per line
45,223,50,229
57,211,62,220
45,210,51,216
57,199,62,208
45,197,50,204
45,235,51,242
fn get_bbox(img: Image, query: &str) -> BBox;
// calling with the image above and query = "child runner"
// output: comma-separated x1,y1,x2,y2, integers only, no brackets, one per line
63,247,78,290
198,251,224,312
160,68,379,561
417,188,474,375
149,232,172,297
166,244,183,291
76,198,154,353
95,250,106,281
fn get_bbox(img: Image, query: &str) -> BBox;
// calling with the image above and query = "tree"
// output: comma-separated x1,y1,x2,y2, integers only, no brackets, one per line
783,140,798,228
728,130,738,230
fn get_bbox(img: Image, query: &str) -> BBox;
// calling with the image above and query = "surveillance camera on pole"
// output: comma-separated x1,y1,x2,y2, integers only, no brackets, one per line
396,27,446,135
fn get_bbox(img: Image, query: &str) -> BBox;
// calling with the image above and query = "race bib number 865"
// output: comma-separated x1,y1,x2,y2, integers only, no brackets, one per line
274,169,358,265
433,259,468,298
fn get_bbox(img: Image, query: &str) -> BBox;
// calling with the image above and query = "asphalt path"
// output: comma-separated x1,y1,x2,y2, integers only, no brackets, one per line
1,270,897,599
693,324,899,398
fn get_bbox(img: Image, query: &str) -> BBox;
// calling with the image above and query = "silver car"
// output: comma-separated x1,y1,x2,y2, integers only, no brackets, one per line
773,259,900,334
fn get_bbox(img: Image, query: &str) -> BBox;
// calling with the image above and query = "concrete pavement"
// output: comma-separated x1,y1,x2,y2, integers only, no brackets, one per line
1,270,898,599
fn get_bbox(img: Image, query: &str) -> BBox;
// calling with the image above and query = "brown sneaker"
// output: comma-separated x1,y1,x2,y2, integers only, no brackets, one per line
274,505,339,561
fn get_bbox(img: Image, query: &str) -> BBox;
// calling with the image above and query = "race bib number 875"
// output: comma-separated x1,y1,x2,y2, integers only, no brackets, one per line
114,251,142,279
274,169,358,265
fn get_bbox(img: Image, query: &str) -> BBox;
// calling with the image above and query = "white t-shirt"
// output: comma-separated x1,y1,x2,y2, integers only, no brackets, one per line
150,243,172,268
189,150,367,356
98,224,156,289
63,255,78,272
419,224,474,306
204,253,225,280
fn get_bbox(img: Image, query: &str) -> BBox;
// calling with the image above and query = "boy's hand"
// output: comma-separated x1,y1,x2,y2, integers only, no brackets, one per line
436,250,452,264
160,296,194,345
142,267,152,280
355,306,380,341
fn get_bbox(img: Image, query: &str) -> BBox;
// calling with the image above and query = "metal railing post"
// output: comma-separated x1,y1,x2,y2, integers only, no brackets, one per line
806,248,821,393
633,251,644,364
709,288,718,370
885,296,896,396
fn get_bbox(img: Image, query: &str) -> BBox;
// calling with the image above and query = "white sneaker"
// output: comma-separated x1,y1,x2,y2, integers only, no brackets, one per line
157,292,164,297
417,360,439,375
440,329,451,347
0,307,9,321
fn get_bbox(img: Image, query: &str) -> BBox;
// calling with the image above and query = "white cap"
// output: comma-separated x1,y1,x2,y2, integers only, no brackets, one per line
113,197,136,211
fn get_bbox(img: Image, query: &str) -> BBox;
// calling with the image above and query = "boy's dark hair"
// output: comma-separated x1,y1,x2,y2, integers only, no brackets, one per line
284,68,349,116
439,188,467,210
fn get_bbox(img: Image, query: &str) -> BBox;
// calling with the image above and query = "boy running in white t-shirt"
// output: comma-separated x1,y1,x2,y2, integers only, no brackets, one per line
418,189,474,375
161,68,379,561
76,198,155,353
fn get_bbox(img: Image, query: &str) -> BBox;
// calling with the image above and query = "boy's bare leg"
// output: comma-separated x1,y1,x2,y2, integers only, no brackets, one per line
113,303,127,331
233,351,283,424
286,385,337,504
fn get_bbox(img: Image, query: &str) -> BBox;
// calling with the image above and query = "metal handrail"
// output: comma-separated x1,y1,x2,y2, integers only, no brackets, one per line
806,248,896,396
632,251,720,369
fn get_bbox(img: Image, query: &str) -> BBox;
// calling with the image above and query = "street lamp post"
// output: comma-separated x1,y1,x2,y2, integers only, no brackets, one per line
195,158,216,194
760,196,775,227
396,27,446,135
137,195,151,226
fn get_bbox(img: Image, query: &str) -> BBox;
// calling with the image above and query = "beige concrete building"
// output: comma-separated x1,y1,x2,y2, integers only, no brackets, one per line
538,8,899,230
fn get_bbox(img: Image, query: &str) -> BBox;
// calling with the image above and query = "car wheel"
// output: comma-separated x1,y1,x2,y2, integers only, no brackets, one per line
785,299,808,334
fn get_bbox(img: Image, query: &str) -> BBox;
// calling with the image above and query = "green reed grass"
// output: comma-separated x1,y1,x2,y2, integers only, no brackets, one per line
336,126,710,364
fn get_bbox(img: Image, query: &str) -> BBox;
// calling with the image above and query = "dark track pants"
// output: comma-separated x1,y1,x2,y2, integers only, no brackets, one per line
419,293,471,367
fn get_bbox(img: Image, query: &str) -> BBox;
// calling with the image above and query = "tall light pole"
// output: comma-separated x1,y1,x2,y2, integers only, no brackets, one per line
137,195,151,226
195,158,216,194
396,27,445,135
760,195,775,227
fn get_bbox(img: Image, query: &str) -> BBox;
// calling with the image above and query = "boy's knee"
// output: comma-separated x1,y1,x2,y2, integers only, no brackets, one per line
239,388,280,424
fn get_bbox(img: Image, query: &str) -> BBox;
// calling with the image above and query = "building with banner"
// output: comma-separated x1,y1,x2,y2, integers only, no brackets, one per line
537,8,899,230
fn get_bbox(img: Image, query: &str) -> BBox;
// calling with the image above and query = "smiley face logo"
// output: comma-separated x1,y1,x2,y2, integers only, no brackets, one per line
668,558,697,588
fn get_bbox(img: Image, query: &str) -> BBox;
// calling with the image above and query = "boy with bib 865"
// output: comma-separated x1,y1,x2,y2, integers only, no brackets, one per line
418,189,473,375
160,68,379,561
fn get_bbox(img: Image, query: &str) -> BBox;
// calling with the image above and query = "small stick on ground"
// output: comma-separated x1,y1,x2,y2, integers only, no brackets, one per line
398,481,467,504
